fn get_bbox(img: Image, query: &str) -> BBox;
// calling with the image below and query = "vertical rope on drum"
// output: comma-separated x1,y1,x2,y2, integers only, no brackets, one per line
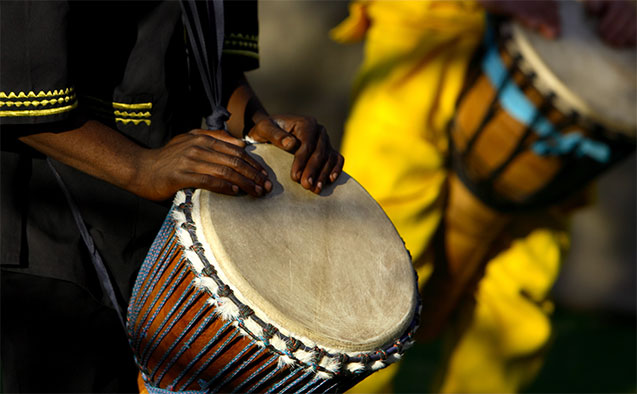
231,355,279,393
278,369,314,393
307,375,334,393
246,363,289,393
140,284,204,365
264,367,303,394
128,219,174,323
484,91,554,186
211,345,268,393
135,228,180,310
133,260,190,351
462,53,521,158
175,329,240,390
162,321,232,389
201,342,259,392
130,235,180,329
297,375,328,393
146,302,214,381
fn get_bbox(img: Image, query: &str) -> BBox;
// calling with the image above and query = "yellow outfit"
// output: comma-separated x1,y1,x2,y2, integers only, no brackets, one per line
332,1,570,392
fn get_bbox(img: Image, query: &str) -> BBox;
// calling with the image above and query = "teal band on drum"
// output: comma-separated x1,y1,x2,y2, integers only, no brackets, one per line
481,23,610,163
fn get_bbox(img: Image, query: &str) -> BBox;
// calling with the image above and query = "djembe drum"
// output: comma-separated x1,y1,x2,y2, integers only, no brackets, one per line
420,1,636,340
127,143,420,393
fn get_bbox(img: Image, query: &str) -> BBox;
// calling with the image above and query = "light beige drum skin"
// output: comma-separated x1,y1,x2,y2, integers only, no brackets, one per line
510,0,636,135
198,143,417,352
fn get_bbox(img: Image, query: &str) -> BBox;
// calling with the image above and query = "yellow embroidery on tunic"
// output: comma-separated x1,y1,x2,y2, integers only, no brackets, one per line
115,118,151,126
0,102,78,117
112,102,152,110
113,110,151,118
0,87,74,99
81,96,152,126
226,33,258,42
0,88,77,117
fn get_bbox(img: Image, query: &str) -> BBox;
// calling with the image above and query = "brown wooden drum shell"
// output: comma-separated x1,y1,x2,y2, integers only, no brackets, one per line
127,223,368,393
450,44,635,211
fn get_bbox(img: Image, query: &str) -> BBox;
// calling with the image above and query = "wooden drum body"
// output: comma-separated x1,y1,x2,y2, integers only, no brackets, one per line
419,2,636,341
127,144,420,393
451,1,636,211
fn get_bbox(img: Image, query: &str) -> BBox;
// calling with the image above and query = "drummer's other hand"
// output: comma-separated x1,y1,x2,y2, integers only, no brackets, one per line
135,128,271,201
478,0,560,39
585,0,636,48
247,115,344,194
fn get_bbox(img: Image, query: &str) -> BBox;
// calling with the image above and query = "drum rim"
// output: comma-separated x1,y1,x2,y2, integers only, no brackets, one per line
504,22,636,138
171,189,420,379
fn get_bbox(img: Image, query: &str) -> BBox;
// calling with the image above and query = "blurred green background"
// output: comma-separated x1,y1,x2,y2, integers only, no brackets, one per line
247,1,636,392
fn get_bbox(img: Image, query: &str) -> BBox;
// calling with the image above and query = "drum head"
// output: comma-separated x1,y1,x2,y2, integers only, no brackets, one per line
511,0,636,136
196,143,416,352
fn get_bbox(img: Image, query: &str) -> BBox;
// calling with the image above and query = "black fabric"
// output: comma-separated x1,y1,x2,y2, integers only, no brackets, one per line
1,271,139,393
0,1,260,392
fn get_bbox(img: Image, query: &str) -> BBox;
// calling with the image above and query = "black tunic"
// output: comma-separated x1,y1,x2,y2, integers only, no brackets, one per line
0,1,259,392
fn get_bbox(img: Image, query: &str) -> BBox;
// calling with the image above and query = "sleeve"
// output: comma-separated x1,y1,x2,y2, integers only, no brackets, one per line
0,1,78,125
223,0,259,71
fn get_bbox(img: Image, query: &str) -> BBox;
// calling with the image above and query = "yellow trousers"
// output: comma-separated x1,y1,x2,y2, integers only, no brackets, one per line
332,2,570,392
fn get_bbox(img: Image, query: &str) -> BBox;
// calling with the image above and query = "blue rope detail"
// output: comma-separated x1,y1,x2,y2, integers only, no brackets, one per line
298,375,327,393
133,260,189,351
203,342,257,392
141,284,202,366
482,26,610,163
133,224,179,315
212,345,267,393
148,304,216,382
130,238,181,340
264,367,301,394
128,218,176,326
143,380,204,394
245,362,286,393
277,369,313,393
155,318,231,386
176,328,240,390
231,355,278,393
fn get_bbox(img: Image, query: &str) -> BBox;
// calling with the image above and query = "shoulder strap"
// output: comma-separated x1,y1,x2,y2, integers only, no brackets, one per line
180,0,230,130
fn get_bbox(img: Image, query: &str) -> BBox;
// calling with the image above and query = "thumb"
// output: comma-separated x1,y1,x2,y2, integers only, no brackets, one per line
249,118,298,152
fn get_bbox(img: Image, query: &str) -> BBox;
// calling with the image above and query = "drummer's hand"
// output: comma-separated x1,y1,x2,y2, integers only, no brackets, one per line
585,0,636,48
478,0,560,39
247,115,344,194
135,129,271,201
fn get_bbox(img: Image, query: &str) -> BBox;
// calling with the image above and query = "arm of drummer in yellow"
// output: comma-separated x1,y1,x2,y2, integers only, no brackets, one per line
223,69,345,195
16,117,271,201
477,0,560,39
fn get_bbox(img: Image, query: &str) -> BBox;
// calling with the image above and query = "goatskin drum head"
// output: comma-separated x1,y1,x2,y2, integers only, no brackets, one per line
512,0,636,136
196,143,417,352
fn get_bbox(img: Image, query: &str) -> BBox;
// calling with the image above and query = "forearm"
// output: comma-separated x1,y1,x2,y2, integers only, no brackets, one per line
18,120,147,195
223,70,270,139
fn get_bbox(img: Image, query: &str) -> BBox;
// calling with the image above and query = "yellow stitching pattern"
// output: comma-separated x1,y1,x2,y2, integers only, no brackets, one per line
0,102,78,117
0,88,74,99
222,49,259,59
0,95,76,108
115,118,151,126
226,33,257,42
225,40,258,50
82,96,152,126
114,110,151,118
113,102,152,110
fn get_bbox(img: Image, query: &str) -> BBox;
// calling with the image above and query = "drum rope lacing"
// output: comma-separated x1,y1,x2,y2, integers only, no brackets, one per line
170,188,421,379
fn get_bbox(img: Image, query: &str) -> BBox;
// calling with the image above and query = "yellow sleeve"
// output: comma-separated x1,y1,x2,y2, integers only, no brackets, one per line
338,1,485,261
